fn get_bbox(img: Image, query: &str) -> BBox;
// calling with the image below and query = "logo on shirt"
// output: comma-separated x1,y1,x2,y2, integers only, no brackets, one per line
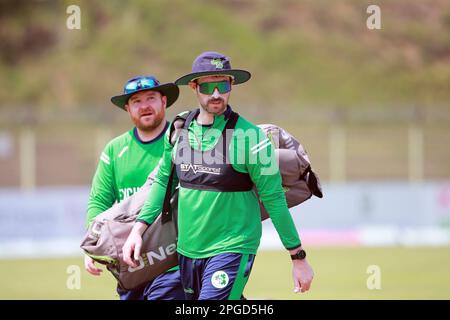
180,164,221,175
211,271,229,289
119,187,142,201
251,138,271,155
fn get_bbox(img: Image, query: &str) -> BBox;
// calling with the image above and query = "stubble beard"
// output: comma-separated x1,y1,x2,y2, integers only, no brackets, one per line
200,98,227,115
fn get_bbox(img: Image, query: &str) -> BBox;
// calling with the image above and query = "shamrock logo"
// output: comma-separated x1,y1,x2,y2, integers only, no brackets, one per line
210,58,224,69
211,270,229,289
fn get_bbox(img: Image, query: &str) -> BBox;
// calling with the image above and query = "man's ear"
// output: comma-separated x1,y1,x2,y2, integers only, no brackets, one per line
188,81,197,91
162,95,167,108
124,104,130,112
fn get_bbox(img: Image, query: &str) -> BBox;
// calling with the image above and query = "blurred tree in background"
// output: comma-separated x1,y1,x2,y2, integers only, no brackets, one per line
1,0,449,112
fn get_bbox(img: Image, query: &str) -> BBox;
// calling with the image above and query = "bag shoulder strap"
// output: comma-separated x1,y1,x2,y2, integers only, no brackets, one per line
169,110,198,146
162,110,198,223
161,161,176,224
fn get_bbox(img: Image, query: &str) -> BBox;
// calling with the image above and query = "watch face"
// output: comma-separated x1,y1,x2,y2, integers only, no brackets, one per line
297,250,306,259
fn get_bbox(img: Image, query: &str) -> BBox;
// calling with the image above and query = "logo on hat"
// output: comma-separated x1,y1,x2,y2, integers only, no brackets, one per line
211,270,229,289
210,58,224,69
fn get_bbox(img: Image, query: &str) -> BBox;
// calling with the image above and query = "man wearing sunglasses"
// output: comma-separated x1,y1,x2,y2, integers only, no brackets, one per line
123,52,314,299
85,75,185,300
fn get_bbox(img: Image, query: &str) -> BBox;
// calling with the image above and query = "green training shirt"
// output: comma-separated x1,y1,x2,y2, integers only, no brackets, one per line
137,107,301,259
87,123,168,225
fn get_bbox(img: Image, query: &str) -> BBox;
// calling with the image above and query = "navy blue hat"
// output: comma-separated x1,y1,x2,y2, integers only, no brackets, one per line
175,51,251,85
111,75,179,110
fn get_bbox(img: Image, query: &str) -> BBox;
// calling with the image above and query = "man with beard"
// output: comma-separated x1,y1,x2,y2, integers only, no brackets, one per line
123,52,314,300
85,75,185,300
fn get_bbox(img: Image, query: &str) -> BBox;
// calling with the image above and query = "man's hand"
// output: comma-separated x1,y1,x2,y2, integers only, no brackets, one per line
289,247,314,293
84,255,103,276
292,259,314,293
122,222,148,268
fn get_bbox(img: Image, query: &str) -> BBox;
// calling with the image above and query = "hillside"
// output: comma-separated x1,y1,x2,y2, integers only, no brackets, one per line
1,0,449,112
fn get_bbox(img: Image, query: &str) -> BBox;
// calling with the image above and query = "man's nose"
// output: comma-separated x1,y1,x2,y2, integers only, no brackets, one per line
211,88,221,98
139,101,151,109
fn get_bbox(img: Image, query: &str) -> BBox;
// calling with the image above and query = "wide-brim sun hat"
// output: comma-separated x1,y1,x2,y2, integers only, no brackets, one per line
111,75,179,110
175,51,251,85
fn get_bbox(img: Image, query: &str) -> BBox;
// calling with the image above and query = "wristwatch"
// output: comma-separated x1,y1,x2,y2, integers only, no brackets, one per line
290,249,307,260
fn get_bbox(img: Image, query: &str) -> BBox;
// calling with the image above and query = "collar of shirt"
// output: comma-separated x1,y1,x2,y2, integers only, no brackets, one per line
189,105,233,150
133,121,169,145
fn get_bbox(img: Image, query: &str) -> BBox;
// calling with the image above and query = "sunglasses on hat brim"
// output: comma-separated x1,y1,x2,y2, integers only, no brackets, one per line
124,77,160,94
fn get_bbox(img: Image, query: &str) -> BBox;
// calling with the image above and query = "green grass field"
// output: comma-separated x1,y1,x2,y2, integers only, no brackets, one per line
1,247,449,300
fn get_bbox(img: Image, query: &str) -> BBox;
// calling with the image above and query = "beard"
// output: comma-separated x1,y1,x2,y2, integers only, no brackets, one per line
133,109,165,132
200,97,227,115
